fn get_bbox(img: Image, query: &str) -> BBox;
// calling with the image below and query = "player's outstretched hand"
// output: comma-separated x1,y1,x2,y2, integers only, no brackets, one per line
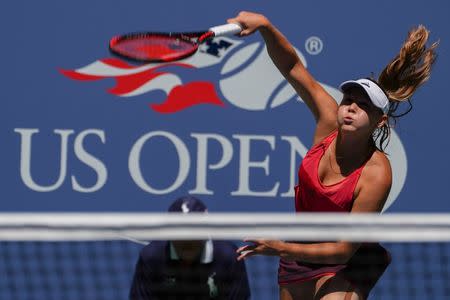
236,239,283,260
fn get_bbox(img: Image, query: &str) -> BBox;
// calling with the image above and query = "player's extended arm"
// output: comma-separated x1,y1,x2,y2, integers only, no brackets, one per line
228,11,338,144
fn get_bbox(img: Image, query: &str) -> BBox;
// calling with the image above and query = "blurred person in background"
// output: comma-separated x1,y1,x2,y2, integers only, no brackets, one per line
129,196,250,300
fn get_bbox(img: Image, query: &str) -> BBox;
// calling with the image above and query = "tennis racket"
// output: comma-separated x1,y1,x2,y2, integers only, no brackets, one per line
109,23,242,63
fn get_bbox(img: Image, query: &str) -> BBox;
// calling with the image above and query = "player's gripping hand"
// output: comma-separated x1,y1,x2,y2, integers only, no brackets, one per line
227,11,270,37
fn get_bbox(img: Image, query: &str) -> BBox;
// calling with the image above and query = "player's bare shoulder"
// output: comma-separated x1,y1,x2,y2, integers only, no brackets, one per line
352,150,392,211
361,150,392,189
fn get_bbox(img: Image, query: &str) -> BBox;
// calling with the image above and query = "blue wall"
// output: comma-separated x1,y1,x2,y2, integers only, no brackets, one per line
1,1,449,299
2,1,449,213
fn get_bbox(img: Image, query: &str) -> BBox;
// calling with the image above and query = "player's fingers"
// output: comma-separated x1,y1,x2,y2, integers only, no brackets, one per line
236,244,253,253
236,246,246,253
237,250,255,261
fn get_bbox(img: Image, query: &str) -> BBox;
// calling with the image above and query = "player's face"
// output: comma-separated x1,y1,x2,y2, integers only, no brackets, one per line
338,87,384,134
172,240,205,263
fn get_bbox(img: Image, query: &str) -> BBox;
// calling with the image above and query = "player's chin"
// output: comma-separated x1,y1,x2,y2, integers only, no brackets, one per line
339,123,373,137
338,123,359,132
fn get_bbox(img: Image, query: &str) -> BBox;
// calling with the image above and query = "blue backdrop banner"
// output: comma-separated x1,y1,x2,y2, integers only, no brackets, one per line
2,1,448,213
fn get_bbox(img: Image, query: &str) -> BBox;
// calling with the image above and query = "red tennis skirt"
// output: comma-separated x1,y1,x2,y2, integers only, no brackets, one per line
278,243,391,299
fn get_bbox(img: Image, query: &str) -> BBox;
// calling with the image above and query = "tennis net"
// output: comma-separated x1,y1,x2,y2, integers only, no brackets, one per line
0,213,449,300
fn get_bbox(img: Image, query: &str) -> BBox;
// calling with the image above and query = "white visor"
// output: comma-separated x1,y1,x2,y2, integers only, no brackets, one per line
339,78,390,114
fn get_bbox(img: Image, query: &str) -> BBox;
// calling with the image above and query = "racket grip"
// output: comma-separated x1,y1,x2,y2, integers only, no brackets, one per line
209,23,242,37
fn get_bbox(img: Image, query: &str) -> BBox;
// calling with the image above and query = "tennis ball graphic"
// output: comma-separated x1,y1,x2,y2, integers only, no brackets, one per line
219,42,306,111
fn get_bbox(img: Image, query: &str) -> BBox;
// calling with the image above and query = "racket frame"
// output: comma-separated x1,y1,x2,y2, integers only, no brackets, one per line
109,24,241,63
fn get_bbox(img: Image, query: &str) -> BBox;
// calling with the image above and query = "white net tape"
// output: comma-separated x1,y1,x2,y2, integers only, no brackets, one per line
1,213,449,242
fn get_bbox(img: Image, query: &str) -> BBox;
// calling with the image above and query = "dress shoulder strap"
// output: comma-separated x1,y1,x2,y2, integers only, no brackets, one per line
313,130,338,150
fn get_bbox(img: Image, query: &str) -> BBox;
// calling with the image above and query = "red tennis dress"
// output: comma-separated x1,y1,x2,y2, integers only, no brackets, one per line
278,131,390,298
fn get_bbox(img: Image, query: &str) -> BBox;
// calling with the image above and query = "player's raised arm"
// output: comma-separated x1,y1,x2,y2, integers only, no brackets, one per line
228,11,338,144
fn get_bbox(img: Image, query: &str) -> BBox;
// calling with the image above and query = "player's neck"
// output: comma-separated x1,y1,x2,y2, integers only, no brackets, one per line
334,131,373,161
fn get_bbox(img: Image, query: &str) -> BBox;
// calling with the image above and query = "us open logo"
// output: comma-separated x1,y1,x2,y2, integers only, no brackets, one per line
60,37,406,210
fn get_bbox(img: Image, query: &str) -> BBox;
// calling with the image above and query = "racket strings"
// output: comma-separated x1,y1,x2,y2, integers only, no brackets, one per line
110,34,197,62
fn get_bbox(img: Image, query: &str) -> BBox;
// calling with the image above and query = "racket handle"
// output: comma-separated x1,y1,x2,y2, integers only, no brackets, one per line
209,23,242,37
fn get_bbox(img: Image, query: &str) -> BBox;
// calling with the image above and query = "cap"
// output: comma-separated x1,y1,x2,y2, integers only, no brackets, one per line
339,78,390,114
168,196,208,213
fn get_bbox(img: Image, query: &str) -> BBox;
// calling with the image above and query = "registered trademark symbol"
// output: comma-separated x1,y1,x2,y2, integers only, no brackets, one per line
305,36,323,55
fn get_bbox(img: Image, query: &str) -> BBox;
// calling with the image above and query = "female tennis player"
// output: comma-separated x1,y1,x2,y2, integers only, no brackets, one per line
228,11,438,300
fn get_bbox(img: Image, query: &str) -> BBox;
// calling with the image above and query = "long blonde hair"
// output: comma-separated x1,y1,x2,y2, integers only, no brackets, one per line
374,25,438,151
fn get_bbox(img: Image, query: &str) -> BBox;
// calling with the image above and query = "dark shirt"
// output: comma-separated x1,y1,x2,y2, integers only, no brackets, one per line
129,240,250,300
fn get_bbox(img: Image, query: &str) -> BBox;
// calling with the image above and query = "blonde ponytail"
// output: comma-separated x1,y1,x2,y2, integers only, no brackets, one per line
378,25,438,102
374,25,438,152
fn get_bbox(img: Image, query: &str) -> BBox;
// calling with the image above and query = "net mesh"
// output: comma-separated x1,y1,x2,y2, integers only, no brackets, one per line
0,213,449,300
